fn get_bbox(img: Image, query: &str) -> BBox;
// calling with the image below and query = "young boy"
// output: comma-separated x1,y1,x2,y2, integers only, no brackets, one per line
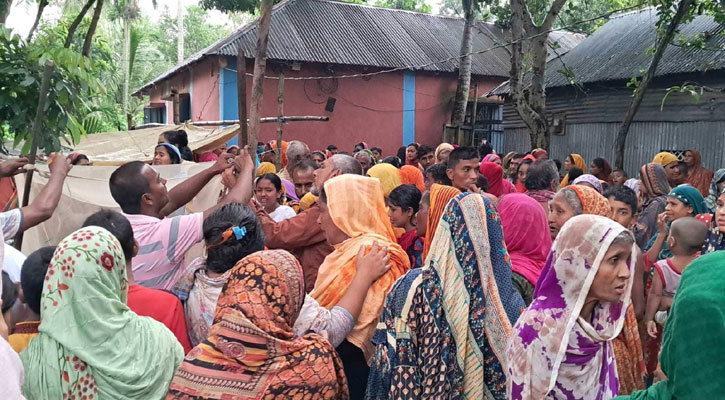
611,168,629,186
7,247,55,352
645,216,707,338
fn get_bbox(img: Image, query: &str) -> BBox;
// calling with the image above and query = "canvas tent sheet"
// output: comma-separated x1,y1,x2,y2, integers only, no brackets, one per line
16,162,222,258
72,123,240,165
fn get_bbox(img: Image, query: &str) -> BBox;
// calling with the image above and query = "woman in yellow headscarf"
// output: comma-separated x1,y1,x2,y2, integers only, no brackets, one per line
255,161,277,177
560,153,587,188
367,163,402,198
311,175,410,396
653,151,681,187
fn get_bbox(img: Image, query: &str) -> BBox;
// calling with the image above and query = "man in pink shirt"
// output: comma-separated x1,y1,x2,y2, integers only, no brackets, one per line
109,147,254,290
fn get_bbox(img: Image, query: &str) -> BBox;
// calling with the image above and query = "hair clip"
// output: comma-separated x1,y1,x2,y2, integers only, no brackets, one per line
207,225,247,250
232,226,247,240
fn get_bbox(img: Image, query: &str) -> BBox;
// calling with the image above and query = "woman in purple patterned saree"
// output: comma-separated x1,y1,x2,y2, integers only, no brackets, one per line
507,215,636,400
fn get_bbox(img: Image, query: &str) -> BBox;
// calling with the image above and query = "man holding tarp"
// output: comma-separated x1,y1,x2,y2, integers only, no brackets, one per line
109,146,254,290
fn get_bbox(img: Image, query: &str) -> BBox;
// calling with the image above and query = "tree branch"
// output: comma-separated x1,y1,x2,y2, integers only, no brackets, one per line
539,0,568,33
63,0,96,48
82,0,104,56
26,0,49,42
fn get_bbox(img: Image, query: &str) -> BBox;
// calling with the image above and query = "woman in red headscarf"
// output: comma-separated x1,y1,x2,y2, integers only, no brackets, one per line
480,162,515,198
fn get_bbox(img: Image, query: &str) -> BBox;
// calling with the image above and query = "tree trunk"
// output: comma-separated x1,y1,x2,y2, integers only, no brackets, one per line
449,0,474,142
275,72,284,171
0,0,11,24
508,0,567,152
236,48,248,147
27,0,49,42
122,15,131,128
247,0,274,158
82,0,104,56
177,0,184,63
614,0,693,169
63,0,96,48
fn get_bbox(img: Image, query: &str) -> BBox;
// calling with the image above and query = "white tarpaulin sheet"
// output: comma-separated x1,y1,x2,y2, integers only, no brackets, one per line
16,162,223,255
71,123,240,165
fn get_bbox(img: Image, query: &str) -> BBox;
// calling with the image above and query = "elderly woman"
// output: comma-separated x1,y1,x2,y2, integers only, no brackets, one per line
524,160,559,210
508,215,636,400
366,193,524,400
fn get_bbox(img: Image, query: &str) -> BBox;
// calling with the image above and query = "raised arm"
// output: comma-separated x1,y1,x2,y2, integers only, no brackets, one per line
160,153,234,217
644,213,668,265
21,153,70,230
202,146,255,220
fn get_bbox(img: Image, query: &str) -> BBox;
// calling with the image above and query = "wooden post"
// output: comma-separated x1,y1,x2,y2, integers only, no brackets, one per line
15,60,54,249
275,72,284,171
456,125,464,146
471,83,478,146
247,0,274,162
172,90,180,124
236,50,248,147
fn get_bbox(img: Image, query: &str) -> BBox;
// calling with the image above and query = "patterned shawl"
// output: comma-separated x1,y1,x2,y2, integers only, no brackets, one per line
367,163,402,197
21,227,183,399
560,154,587,188
422,184,461,261
620,251,725,400
310,175,410,360
685,150,713,197
507,215,634,400
704,168,725,212
480,162,516,198
572,174,604,193
400,165,426,192
366,193,525,400
639,163,670,201
498,193,551,286
167,250,349,400
568,184,612,216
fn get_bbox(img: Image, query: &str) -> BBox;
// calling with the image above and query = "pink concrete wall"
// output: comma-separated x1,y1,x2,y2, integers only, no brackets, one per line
145,59,505,156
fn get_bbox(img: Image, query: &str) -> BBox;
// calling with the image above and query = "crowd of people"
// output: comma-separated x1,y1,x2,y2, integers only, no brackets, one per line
1,131,725,400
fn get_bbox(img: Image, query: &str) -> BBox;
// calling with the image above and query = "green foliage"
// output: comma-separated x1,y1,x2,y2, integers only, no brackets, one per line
200,0,258,14
150,5,233,62
0,26,101,153
661,84,703,110
374,0,432,12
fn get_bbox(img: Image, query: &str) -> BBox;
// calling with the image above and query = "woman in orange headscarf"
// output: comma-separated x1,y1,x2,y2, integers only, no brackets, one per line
311,174,410,397
560,153,587,188
266,140,289,168
421,184,461,261
399,165,425,193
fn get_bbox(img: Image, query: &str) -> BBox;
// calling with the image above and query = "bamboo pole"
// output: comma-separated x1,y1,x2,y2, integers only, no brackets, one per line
471,83,478,146
275,72,284,171
15,60,54,249
236,51,248,148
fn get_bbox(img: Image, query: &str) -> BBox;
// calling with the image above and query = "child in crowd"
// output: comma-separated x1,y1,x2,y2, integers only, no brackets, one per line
7,247,55,353
387,184,423,268
255,173,296,222
645,216,707,338
612,168,629,186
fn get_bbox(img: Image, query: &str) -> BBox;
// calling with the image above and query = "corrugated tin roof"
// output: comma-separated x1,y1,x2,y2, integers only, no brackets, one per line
491,8,725,95
135,0,584,94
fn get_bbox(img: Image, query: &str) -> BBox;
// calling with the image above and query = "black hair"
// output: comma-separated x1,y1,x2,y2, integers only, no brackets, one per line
553,159,562,172
477,174,489,192
604,185,638,216
311,151,326,160
256,173,284,204
354,142,367,150
407,143,419,150
293,159,319,174
161,130,193,161
526,160,559,191
478,141,493,158
568,167,584,182
21,246,55,315
426,163,452,185
155,144,181,165
388,184,422,214
1,271,17,314
612,168,628,178
417,144,435,159
592,157,608,170
110,161,150,214
71,154,89,165
396,146,407,162
326,145,338,152
447,147,479,170
83,210,135,262
677,161,689,176
382,156,401,168
204,203,265,274
371,147,382,154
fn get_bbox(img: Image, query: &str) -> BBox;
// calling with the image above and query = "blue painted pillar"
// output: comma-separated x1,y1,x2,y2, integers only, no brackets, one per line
402,71,416,145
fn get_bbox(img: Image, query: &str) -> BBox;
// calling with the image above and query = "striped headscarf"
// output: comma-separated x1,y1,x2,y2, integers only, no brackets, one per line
422,184,461,261
704,168,725,212
639,163,670,201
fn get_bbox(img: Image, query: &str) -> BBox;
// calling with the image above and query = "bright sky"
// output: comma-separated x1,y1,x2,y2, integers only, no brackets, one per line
7,0,443,37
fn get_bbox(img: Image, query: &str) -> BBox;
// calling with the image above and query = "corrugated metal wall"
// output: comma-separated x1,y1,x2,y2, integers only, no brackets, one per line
503,121,725,174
